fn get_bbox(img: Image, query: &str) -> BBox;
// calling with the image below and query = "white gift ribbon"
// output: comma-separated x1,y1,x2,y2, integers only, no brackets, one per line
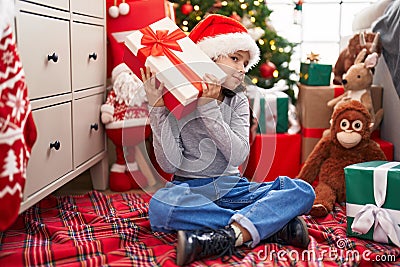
247,85,274,133
264,94,277,134
247,84,262,128
348,161,400,247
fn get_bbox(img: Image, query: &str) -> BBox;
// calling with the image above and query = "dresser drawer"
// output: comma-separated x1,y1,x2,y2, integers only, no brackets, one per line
28,0,70,11
16,11,71,100
73,93,105,167
71,22,105,91
70,0,104,18
25,102,73,197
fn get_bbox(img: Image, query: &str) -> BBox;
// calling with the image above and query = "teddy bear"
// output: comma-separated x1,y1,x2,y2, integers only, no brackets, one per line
332,32,381,85
328,48,384,133
298,100,386,217
101,63,152,192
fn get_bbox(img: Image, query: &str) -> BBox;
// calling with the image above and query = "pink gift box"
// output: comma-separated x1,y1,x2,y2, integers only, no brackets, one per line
124,17,226,119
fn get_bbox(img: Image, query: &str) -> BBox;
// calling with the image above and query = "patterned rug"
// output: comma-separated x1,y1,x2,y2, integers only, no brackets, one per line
0,190,399,266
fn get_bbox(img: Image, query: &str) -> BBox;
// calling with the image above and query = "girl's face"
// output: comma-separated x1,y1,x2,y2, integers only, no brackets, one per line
215,50,250,90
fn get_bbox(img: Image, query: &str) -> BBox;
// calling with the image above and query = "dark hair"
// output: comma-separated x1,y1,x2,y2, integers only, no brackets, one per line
221,82,246,97
221,88,236,97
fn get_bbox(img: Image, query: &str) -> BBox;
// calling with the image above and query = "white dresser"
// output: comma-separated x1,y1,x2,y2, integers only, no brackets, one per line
14,0,109,212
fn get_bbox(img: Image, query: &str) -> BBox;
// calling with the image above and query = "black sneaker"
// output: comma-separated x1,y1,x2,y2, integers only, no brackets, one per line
176,226,239,266
266,216,310,248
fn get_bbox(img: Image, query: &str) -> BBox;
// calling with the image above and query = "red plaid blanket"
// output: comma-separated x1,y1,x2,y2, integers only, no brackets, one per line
0,191,399,266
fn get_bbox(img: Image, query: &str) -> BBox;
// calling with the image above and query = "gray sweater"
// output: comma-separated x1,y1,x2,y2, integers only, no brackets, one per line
149,92,250,178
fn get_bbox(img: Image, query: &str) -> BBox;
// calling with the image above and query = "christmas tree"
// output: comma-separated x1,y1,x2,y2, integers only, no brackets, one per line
172,0,297,101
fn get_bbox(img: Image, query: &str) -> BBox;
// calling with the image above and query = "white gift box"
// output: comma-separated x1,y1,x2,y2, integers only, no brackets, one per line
124,17,227,119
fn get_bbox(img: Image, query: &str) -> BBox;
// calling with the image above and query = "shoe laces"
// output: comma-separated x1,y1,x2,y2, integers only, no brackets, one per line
199,228,243,262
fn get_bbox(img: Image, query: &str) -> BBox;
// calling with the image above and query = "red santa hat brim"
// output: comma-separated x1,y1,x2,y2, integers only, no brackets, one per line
189,14,260,72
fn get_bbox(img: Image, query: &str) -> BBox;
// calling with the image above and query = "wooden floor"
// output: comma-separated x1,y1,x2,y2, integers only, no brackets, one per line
53,171,98,196
53,171,147,196
54,141,166,196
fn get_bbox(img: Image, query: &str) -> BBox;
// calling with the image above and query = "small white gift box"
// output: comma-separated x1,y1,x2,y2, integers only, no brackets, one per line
124,17,226,119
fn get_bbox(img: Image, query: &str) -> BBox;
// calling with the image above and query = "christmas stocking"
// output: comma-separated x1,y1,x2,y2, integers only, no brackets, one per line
0,25,37,231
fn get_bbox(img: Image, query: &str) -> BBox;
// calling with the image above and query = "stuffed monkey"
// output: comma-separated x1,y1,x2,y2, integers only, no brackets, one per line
328,49,384,132
298,100,386,217
333,32,381,85
101,63,151,192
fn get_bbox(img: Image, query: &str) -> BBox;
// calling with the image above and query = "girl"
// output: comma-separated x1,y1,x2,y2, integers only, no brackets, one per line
141,14,315,266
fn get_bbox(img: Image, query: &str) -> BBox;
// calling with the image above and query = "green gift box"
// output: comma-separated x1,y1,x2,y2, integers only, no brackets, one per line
247,85,288,134
300,62,332,86
345,161,400,247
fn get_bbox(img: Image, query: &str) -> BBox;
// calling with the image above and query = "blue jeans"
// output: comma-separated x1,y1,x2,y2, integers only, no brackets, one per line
148,176,315,247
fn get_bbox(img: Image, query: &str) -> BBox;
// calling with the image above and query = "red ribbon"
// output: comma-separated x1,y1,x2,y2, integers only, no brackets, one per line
334,86,344,98
138,27,203,96
302,128,326,138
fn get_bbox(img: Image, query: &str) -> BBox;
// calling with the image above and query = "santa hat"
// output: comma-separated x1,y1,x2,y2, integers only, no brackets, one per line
189,14,260,72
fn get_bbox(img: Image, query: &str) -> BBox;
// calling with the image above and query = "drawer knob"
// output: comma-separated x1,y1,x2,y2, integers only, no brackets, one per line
90,123,99,131
89,52,97,60
50,140,61,150
47,52,59,63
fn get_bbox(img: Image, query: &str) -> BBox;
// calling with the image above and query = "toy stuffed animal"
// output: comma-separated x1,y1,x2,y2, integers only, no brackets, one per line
101,63,152,192
298,100,386,217
332,32,381,85
328,48,384,132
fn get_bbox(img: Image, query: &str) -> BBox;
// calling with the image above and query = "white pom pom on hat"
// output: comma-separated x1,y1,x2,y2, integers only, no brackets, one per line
188,14,260,71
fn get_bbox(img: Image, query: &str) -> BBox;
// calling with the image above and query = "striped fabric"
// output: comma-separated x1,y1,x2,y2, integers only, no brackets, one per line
0,191,399,266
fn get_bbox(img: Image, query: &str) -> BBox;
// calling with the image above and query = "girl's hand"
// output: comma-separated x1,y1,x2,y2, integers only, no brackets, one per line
140,67,165,107
198,73,221,106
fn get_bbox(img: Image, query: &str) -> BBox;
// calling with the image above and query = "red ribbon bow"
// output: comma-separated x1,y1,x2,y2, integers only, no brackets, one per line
138,27,203,96
139,28,185,57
